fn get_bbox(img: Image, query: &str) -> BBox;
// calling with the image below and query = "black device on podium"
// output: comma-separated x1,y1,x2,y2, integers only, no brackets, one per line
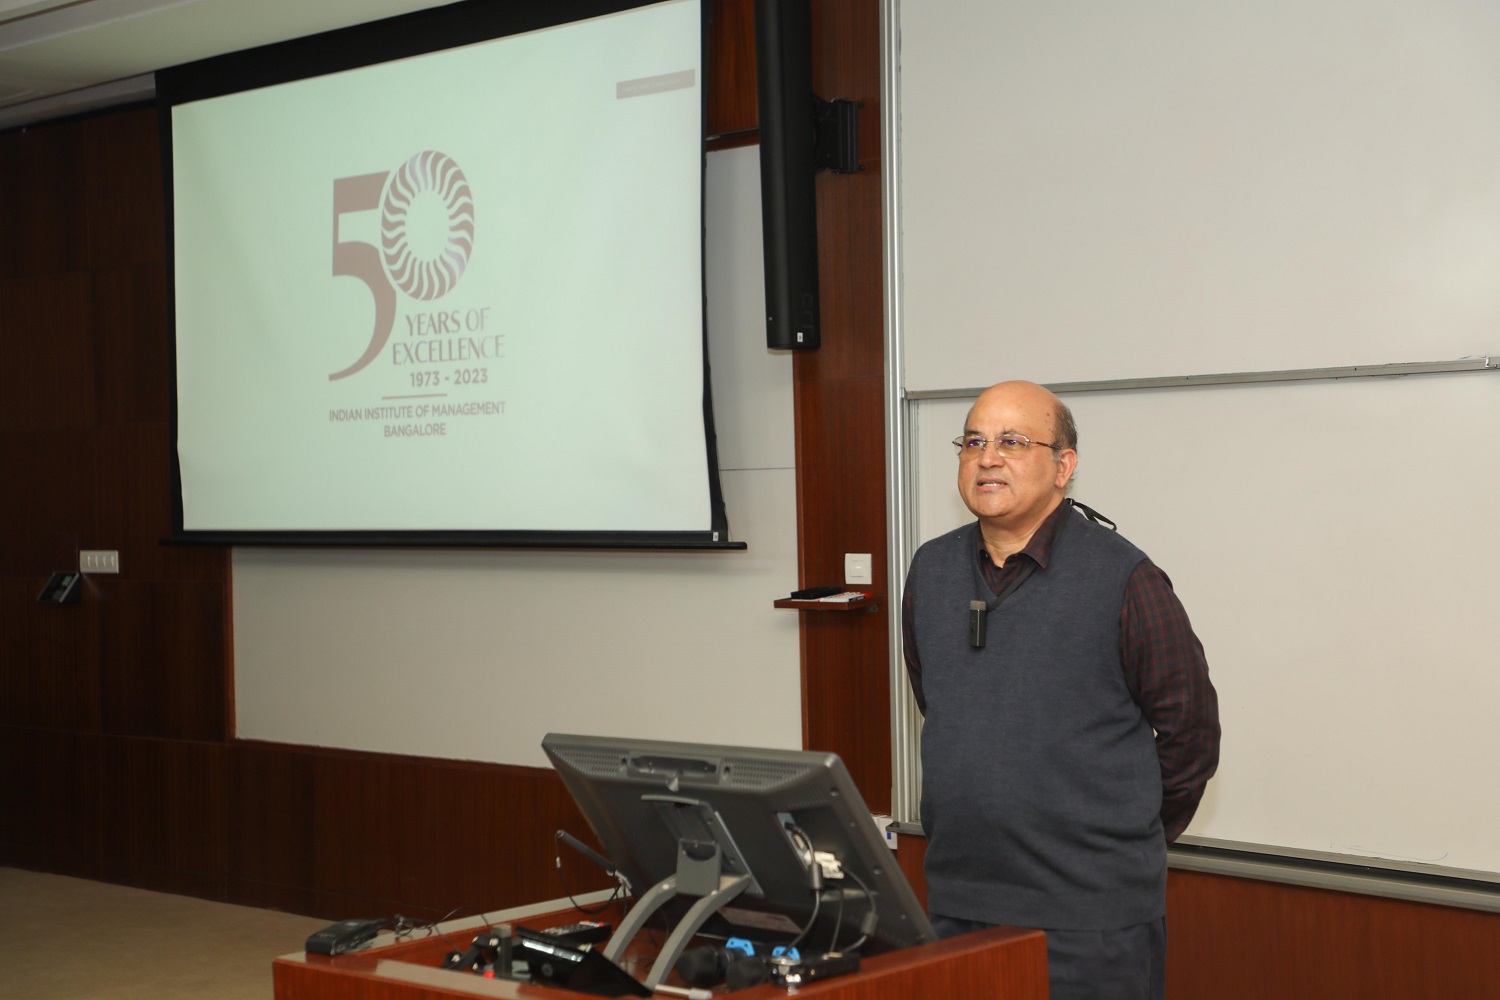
305,918,384,956
511,926,649,997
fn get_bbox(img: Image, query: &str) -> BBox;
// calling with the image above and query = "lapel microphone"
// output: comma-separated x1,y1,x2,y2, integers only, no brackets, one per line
969,600,987,648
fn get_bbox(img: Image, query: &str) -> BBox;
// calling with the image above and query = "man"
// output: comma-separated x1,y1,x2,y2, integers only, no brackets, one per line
902,380,1220,1000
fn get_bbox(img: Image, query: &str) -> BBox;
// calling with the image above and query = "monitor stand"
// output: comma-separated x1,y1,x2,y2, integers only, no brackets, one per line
601,842,752,990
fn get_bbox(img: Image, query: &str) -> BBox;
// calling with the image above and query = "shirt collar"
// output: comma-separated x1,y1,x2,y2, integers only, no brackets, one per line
974,499,1072,571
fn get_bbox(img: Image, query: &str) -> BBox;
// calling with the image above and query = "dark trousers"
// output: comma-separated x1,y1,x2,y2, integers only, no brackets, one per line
930,912,1166,1000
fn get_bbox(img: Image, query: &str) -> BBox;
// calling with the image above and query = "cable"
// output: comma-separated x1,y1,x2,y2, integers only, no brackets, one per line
836,868,878,954
391,906,488,956
780,820,880,956
784,887,822,951
393,907,460,938
784,824,822,951
828,880,846,953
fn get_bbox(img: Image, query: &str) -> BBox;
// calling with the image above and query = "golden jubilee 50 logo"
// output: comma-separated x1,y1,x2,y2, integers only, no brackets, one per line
329,151,476,381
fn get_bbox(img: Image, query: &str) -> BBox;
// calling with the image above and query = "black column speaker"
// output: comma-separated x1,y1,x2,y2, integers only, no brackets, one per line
754,0,821,351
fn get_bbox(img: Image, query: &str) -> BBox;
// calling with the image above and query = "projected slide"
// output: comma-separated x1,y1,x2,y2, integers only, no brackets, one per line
170,0,709,535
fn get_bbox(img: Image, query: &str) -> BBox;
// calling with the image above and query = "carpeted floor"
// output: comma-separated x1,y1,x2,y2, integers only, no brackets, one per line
0,867,331,1000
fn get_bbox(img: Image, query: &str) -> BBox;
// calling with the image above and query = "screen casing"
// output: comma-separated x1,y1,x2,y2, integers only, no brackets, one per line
543,733,935,956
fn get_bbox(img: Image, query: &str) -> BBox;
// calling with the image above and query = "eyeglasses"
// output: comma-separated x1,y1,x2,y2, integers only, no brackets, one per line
952,434,1063,458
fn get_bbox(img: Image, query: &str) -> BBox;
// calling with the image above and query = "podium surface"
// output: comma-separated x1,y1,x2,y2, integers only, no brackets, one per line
273,903,1047,1000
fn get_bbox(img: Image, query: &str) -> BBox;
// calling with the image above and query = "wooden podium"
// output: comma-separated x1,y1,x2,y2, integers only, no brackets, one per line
273,902,1048,1000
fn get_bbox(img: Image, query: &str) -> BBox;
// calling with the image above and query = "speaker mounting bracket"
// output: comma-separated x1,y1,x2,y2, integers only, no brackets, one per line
813,97,862,174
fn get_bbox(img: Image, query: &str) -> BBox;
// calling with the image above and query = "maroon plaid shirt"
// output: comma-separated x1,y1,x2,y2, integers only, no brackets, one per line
903,501,1220,842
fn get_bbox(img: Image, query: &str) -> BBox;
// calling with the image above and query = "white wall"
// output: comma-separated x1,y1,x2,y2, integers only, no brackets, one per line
233,146,804,768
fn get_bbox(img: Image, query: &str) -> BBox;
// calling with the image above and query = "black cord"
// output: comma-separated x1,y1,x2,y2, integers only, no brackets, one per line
399,907,461,936
837,868,878,953
391,906,494,956
390,913,424,940
776,823,878,956
785,825,823,951
828,881,846,953
785,885,822,951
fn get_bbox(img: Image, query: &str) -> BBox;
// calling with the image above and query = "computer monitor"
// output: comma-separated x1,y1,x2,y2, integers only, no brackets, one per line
541,733,935,987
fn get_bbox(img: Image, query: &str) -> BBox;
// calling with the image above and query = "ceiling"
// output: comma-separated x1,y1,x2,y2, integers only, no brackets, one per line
0,0,458,131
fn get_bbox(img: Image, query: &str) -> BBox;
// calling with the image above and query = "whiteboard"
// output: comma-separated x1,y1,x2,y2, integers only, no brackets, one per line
233,146,804,767
890,0,1500,883
898,0,1500,391
911,375,1500,879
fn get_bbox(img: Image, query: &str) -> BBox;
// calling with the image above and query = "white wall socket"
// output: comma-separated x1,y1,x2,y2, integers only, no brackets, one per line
80,550,120,574
844,552,872,586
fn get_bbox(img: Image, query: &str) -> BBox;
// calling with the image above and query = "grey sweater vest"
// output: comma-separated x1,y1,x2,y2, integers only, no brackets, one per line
910,510,1164,930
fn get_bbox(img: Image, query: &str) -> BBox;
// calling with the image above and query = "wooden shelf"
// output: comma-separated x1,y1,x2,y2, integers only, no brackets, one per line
774,594,878,612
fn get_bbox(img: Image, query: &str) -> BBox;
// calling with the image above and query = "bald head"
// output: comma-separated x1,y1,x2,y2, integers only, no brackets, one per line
967,381,1077,454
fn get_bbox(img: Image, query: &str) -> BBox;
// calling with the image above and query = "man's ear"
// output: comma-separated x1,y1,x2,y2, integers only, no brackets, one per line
1054,449,1078,489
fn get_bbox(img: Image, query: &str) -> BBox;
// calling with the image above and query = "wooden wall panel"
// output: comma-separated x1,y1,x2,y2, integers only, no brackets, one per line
0,727,102,878
304,751,416,917
99,735,229,899
708,0,758,139
810,0,883,124
304,748,605,922
792,374,890,798
92,266,170,425
97,578,228,741
800,611,890,813
801,172,884,381
801,0,884,384
0,273,95,430
0,578,100,732
0,428,96,577
792,377,888,576
891,824,928,913
1166,870,1500,1000
81,106,165,268
229,741,318,915
0,119,89,278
